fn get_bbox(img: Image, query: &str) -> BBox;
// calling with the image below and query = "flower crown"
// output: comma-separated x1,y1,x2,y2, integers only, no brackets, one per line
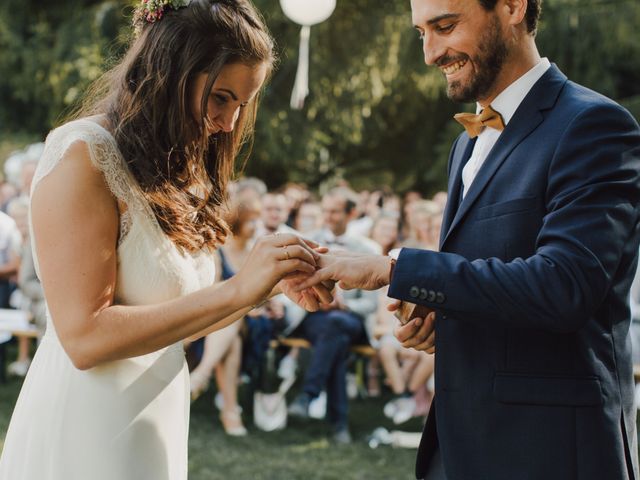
134,0,190,26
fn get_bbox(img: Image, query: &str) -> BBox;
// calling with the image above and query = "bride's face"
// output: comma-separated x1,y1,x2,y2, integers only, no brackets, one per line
191,62,267,136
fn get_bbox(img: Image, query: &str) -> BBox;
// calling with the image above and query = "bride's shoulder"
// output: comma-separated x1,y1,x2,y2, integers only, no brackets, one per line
46,115,113,146
40,115,124,179
33,115,121,199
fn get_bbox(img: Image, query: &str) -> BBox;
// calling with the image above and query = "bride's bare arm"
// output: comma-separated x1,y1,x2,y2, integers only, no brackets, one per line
31,142,317,370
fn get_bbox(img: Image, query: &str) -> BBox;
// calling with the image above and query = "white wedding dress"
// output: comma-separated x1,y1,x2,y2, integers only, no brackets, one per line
0,118,216,480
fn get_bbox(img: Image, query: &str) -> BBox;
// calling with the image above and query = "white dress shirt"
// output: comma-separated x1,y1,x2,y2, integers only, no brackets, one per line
461,58,551,198
387,60,551,264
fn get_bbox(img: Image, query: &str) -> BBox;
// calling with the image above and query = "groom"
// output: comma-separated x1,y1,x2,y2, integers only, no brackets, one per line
299,0,640,479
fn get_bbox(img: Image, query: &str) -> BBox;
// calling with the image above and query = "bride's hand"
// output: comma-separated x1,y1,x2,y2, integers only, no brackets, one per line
231,233,320,308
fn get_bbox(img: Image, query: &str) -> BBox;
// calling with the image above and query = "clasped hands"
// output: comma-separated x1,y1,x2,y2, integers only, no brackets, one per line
278,242,436,353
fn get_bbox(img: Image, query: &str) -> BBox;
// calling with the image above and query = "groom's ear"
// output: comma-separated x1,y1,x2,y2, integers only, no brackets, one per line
501,0,528,31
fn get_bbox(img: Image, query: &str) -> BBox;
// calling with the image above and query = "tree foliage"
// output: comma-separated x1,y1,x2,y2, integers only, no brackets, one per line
0,0,638,194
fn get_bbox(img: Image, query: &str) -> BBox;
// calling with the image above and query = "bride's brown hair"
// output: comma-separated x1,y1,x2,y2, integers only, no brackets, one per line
76,0,275,252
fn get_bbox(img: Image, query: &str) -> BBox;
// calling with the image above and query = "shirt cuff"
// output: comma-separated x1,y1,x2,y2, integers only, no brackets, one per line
388,247,402,260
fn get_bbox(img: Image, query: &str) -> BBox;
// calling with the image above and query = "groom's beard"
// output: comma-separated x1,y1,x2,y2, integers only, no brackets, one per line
444,15,509,104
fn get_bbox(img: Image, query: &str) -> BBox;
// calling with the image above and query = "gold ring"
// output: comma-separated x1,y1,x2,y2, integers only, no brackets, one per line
283,246,290,260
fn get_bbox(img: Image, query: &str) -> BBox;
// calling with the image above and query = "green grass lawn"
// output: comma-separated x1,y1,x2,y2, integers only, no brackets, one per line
0,373,421,479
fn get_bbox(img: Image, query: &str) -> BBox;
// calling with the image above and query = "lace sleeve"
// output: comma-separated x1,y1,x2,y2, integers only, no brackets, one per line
31,119,140,210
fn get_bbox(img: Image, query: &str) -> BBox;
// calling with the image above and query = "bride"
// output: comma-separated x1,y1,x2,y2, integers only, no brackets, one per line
0,1,331,478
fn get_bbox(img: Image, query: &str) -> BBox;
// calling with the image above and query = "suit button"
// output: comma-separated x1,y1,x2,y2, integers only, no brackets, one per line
436,292,446,304
419,288,428,300
427,290,436,302
409,286,420,298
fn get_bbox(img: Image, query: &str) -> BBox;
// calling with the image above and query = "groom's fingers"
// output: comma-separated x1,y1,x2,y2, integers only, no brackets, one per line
295,267,336,291
394,317,423,343
337,280,357,291
312,284,334,304
412,328,436,352
387,300,402,313
302,289,319,312
399,312,436,349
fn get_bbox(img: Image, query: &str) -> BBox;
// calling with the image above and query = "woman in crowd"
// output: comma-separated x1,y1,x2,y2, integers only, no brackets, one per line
188,196,262,436
404,199,443,250
0,2,330,478
369,212,434,422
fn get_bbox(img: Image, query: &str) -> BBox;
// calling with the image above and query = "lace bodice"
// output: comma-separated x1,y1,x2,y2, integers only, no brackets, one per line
30,118,216,310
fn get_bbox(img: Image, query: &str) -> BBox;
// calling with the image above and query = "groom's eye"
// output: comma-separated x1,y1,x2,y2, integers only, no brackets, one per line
436,23,455,34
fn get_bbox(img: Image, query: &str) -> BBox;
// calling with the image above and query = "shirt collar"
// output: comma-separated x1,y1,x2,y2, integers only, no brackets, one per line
476,57,551,125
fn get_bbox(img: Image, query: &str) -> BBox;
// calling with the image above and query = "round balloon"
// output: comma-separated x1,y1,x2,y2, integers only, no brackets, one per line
280,0,336,27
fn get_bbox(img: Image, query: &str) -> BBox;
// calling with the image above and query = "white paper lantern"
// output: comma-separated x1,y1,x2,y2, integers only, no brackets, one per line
280,0,337,109
280,0,336,27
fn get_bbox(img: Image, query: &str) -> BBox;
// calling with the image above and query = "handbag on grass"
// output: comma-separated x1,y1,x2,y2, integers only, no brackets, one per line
253,375,295,432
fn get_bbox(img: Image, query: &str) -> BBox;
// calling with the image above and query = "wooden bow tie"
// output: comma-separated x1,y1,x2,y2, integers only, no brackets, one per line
454,105,506,138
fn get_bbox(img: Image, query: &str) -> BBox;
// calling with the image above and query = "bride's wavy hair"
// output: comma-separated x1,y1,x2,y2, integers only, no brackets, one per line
76,0,275,253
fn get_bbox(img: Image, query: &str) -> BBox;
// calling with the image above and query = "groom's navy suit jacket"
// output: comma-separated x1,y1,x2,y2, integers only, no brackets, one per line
389,65,640,480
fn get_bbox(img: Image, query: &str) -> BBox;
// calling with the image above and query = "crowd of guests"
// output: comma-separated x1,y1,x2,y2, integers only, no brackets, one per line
182,175,447,443
6,141,640,447
0,142,445,444
0,143,45,377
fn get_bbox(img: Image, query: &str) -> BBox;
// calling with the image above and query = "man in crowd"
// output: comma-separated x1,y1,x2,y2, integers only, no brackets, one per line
257,191,297,237
287,187,379,444
299,0,640,478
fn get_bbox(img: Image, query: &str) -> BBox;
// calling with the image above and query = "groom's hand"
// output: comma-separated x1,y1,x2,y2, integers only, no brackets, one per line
277,275,334,312
387,299,432,326
392,302,437,354
295,251,393,292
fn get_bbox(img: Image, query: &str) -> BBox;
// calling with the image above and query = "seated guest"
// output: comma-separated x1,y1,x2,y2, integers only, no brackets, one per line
403,199,443,250
366,213,402,396
256,191,296,237
4,198,31,377
287,187,379,444
0,209,21,308
188,197,262,436
375,287,434,424
281,182,310,227
293,200,323,235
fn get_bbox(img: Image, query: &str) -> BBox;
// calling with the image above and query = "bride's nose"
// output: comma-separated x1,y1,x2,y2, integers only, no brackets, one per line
214,106,241,133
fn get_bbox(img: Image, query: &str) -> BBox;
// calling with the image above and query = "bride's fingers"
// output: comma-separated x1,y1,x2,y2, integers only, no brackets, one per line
282,272,309,281
280,244,318,267
300,237,319,250
271,234,320,260
279,259,315,276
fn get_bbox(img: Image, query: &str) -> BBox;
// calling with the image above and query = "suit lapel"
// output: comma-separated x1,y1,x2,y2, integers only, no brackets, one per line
439,135,475,248
440,64,568,248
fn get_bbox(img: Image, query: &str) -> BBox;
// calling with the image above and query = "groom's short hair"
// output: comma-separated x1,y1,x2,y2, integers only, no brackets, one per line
478,0,542,34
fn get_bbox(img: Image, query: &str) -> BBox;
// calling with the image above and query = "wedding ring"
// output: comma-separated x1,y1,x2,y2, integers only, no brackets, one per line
283,246,290,260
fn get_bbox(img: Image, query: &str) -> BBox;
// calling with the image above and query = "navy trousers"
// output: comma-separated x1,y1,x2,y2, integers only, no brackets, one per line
297,310,366,428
